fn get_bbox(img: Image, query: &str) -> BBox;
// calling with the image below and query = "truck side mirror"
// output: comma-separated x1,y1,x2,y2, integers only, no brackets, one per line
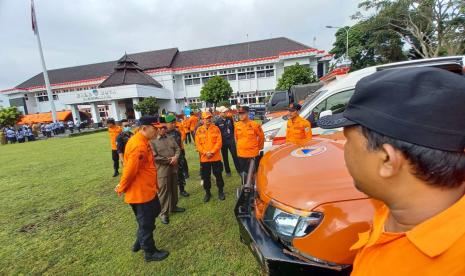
319,110,333,119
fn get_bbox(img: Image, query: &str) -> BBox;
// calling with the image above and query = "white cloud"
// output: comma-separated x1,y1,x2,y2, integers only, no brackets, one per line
0,0,359,89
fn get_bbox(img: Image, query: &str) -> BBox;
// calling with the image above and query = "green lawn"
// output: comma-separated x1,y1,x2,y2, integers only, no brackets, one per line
0,132,260,275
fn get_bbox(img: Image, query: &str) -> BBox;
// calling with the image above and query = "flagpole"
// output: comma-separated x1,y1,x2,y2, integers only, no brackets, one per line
32,0,57,122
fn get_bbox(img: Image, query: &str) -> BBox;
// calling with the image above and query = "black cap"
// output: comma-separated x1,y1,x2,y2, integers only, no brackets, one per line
288,103,302,111
318,67,465,152
238,106,250,113
139,116,159,126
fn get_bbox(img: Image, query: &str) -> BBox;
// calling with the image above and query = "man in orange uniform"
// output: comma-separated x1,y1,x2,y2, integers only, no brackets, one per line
107,118,122,177
115,116,169,262
234,106,264,176
195,112,225,202
285,103,312,144
189,112,199,141
318,67,465,275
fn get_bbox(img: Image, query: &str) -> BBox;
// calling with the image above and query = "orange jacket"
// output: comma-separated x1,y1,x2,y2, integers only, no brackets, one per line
286,115,312,144
176,122,186,142
235,120,265,158
351,196,465,275
195,124,222,162
189,115,199,131
116,132,158,204
108,125,122,150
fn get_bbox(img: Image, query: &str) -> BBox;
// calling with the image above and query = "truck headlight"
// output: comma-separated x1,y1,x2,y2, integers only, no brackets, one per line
263,204,323,244
264,128,279,141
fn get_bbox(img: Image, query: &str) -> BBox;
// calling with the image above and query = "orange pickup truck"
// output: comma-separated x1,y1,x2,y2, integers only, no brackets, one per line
235,133,379,275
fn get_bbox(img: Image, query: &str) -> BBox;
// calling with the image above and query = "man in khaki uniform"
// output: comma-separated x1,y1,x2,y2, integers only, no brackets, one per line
151,125,185,224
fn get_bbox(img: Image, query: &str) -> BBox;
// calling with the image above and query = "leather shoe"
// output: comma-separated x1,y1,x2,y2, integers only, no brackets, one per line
172,206,185,213
218,192,225,201
113,171,119,177
160,215,169,224
132,241,141,253
180,190,190,197
204,193,211,203
144,250,169,262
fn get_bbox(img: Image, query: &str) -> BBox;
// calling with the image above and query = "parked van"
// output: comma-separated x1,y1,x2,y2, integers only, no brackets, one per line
235,56,465,275
261,56,465,153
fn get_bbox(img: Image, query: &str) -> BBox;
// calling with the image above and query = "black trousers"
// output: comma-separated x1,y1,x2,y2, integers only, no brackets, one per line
178,150,187,191
130,196,161,253
200,161,224,193
221,141,240,174
111,150,119,172
238,157,259,176
185,132,192,144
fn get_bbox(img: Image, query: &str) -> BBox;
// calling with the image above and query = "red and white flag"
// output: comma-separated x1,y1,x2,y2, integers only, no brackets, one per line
31,0,38,34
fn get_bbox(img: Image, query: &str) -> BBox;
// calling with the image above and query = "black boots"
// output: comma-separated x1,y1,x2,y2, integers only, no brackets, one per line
218,188,225,201
172,207,186,213
113,171,119,177
132,241,141,253
160,215,169,224
144,249,169,262
179,186,190,197
204,191,211,203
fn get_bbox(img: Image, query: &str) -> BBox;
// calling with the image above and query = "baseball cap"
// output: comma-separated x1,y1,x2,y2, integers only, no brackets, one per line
238,106,250,113
139,116,160,127
288,103,302,111
165,114,176,123
202,112,213,119
318,67,465,152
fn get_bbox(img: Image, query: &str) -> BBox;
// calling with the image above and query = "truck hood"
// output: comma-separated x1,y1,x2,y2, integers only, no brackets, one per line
256,135,368,212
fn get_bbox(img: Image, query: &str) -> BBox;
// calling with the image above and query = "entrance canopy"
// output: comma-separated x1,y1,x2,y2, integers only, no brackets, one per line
59,84,172,105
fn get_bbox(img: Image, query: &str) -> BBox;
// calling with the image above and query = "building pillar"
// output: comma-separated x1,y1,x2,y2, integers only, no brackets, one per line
132,98,141,120
109,100,121,122
90,102,101,128
70,104,81,125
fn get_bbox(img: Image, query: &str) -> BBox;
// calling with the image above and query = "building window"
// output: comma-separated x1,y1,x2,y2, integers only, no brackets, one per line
265,65,274,69
228,74,237,81
266,70,274,77
256,66,264,70
246,72,255,79
192,78,201,85
257,71,266,78
219,70,227,75
246,67,254,72
38,96,49,102
202,77,211,84
238,73,247,80
238,68,246,72
185,79,193,85
53,95,58,100
228,69,235,73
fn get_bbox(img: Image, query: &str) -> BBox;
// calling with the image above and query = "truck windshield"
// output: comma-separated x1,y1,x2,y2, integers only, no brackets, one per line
299,90,326,115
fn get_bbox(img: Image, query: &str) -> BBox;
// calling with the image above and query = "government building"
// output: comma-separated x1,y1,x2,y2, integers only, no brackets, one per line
0,37,332,125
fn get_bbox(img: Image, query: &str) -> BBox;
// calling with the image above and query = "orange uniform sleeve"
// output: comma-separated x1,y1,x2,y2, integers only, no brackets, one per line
304,120,312,140
195,128,206,155
117,146,142,193
255,123,265,150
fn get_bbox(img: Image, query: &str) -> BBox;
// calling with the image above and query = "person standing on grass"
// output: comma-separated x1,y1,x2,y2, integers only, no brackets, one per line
107,118,122,177
234,106,264,177
195,112,225,202
115,116,169,262
116,119,133,167
318,67,465,275
215,106,240,176
189,112,199,141
166,114,190,197
151,123,185,225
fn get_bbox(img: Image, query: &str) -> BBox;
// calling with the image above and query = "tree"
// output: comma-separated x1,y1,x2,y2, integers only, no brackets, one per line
200,76,233,109
275,63,318,91
357,0,465,58
0,106,22,127
329,20,407,70
133,97,159,116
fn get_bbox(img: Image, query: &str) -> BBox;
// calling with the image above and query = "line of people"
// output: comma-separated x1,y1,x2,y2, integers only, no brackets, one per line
111,105,265,263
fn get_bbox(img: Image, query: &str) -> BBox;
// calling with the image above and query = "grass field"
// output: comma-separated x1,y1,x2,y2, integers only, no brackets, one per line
0,132,260,275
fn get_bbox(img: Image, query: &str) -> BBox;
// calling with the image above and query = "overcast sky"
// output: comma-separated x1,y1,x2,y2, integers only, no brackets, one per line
0,0,359,89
